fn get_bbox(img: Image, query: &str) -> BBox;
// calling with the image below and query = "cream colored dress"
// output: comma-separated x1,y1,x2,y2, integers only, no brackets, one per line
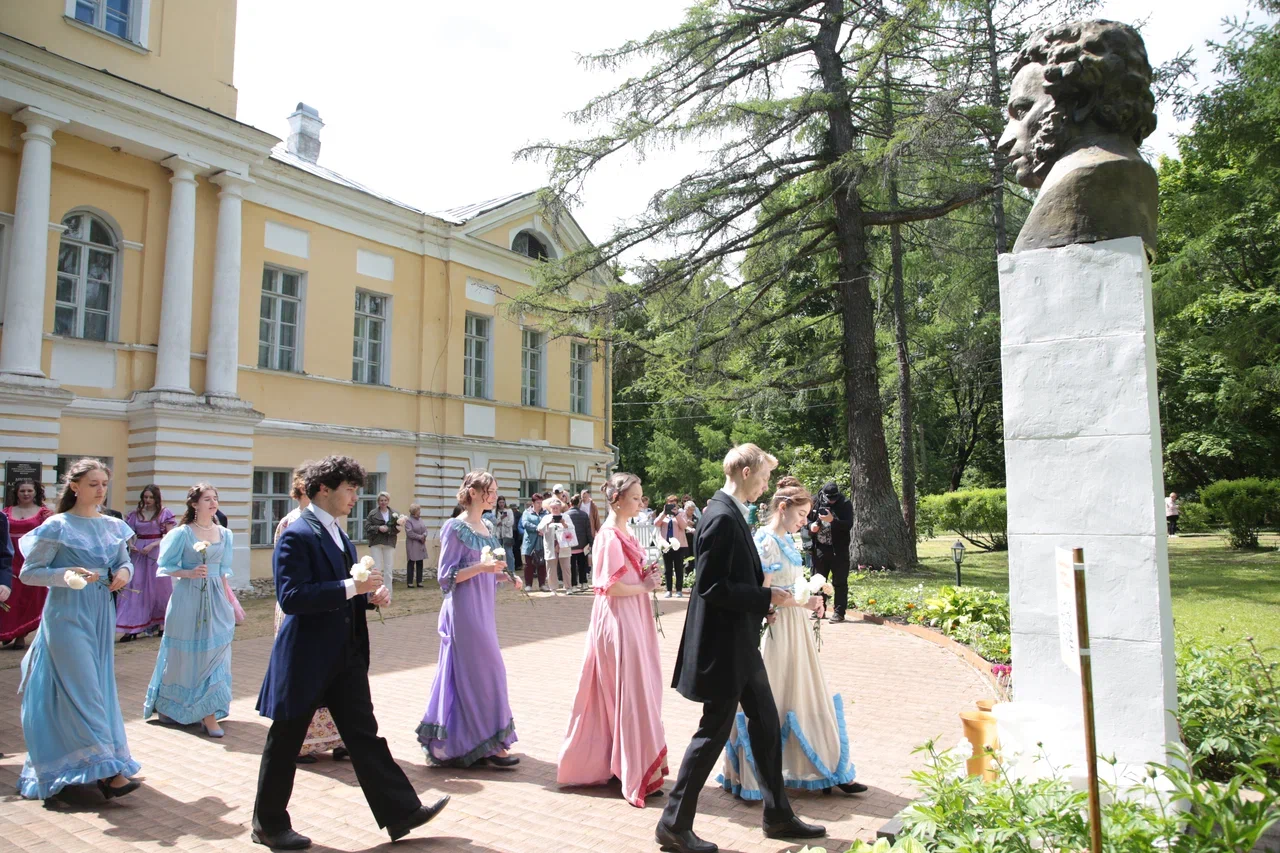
718,529,856,797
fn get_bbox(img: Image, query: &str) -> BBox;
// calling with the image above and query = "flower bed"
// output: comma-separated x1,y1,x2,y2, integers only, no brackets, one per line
848,577,1011,664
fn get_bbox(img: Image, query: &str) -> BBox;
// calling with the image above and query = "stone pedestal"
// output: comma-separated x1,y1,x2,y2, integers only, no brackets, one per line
998,236,1177,773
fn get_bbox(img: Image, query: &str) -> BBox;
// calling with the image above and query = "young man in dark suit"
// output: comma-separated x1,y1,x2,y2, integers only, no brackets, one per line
253,456,448,849
657,445,825,853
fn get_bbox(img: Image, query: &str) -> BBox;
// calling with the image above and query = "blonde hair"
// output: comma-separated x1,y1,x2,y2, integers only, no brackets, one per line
377,490,391,501
456,471,496,506
722,443,778,478
408,503,421,514
544,496,566,512
602,472,641,506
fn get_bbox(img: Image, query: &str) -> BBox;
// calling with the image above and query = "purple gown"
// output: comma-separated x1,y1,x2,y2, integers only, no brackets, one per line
416,517,517,766
116,508,175,636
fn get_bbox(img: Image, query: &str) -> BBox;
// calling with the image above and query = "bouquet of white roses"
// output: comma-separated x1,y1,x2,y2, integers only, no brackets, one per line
483,545,532,604
793,572,834,651
350,555,385,623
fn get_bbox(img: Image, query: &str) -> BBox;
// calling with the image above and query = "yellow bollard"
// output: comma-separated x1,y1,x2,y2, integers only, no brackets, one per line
959,710,999,781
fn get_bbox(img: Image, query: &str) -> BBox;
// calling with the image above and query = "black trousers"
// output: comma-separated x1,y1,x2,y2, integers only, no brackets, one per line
406,559,424,586
816,552,849,616
569,552,588,586
664,548,688,592
253,656,421,833
1167,515,1179,535
660,664,793,832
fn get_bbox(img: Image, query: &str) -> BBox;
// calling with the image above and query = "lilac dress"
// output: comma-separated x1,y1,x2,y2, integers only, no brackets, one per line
416,517,517,766
116,508,174,635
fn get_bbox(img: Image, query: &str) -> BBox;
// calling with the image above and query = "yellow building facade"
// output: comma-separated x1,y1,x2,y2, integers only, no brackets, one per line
0,1,613,586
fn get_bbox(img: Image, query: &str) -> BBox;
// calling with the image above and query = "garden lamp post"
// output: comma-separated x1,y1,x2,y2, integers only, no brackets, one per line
951,539,965,586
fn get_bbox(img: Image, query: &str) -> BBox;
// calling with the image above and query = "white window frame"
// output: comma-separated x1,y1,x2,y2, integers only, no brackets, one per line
259,265,305,373
353,289,390,385
347,472,386,543
464,313,492,400
55,211,120,342
65,0,151,48
251,468,294,548
570,341,593,415
521,328,545,408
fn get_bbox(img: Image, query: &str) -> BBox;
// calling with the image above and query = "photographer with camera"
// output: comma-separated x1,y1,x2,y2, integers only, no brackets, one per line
808,481,853,623
537,497,578,594
654,495,692,598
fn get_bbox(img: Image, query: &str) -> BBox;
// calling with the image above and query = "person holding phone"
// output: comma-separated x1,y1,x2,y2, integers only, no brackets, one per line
538,497,578,594
808,482,853,623
653,496,691,598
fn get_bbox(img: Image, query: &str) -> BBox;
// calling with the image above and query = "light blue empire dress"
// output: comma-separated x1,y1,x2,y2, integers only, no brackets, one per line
16,513,141,800
142,525,235,724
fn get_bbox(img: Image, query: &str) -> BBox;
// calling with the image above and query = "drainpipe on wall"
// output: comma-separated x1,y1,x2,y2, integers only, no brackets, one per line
604,338,620,477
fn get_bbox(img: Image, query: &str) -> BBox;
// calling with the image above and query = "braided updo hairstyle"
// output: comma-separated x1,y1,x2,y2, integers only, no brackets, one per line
769,476,812,519
456,470,496,506
602,472,642,506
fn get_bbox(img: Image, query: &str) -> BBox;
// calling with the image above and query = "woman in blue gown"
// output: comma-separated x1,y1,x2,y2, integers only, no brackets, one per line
17,458,142,801
143,483,235,736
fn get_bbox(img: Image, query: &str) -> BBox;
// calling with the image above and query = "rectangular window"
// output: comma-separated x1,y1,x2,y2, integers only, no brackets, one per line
73,0,133,41
463,314,490,399
570,341,593,415
352,290,388,385
251,468,293,547
518,479,544,501
54,455,113,506
521,329,544,407
347,472,386,542
259,267,303,373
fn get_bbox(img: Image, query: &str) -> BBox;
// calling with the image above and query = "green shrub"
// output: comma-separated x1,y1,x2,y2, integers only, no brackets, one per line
888,740,1280,853
917,488,1008,551
1177,499,1216,533
848,580,1012,664
1200,478,1280,548
1177,636,1280,783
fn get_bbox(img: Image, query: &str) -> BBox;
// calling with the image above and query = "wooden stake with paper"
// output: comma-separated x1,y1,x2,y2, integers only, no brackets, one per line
1056,546,1103,853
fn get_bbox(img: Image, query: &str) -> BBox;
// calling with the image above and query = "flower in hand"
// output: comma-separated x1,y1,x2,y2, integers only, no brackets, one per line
65,569,89,590
192,540,209,556
350,556,374,584
480,545,496,565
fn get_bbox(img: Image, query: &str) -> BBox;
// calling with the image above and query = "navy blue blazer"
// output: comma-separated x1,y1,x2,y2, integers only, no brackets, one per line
0,512,12,589
257,508,374,721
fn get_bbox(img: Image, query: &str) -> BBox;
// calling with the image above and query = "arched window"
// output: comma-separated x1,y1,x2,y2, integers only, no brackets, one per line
512,230,554,261
55,212,117,341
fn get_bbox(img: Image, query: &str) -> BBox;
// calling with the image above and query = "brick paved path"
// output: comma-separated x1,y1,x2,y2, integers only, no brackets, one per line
0,594,992,853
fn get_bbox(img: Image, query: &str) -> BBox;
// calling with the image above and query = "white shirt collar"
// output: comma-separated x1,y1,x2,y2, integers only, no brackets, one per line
307,502,340,530
720,489,751,522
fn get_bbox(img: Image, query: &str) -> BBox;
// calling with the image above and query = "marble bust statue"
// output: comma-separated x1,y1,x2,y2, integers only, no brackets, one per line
998,20,1159,258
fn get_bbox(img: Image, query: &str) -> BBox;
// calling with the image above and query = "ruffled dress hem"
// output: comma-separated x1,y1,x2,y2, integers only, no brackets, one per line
417,718,517,768
17,752,141,800
717,693,856,800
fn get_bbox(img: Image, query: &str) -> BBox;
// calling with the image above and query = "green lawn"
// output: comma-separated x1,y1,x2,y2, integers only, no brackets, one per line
854,533,1280,654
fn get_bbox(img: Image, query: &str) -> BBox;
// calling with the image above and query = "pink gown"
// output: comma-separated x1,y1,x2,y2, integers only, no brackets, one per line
557,525,668,807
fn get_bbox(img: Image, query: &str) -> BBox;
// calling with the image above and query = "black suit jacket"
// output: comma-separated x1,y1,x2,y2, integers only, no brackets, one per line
257,508,373,720
671,490,772,703
0,512,12,589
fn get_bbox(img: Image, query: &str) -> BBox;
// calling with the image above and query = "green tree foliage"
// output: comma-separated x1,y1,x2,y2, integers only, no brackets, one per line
1154,3,1280,492
1199,477,1280,549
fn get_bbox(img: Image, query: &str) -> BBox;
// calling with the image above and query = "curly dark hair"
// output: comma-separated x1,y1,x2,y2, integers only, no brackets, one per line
1011,19,1156,147
304,455,367,499
181,482,219,526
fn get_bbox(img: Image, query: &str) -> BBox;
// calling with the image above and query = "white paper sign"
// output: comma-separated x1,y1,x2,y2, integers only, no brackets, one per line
1056,547,1081,674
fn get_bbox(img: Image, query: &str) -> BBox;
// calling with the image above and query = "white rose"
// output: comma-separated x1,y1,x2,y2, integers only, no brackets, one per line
350,563,371,583
65,570,88,590
360,555,376,570
481,545,495,565
493,547,506,559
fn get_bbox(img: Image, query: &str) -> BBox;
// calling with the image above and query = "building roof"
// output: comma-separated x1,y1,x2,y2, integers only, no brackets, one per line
434,191,538,224
269,148,428,214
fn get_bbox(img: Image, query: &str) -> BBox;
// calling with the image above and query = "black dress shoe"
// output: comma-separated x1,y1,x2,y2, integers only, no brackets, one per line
97,777,141,799
763,816,826,840
485,753,519,767
294,754,317,764
387,795,450,842
837,781,868,794
655,822,717,853
331,747,349,761
251,828,312,849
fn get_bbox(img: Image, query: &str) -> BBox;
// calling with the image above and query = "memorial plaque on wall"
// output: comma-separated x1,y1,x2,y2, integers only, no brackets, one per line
4,460,42,501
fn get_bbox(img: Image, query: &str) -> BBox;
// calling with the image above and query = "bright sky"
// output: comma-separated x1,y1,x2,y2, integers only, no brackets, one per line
233,0,1262,245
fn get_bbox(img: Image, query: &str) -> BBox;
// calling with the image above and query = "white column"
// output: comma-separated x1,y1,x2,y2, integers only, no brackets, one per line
152,155,205,393
0,107,69,378
206,171,252,399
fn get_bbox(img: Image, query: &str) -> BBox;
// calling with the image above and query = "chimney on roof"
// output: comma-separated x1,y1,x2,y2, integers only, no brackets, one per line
286,103,323,164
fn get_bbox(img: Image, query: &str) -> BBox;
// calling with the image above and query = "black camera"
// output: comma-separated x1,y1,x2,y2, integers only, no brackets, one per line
664,503,678,515
552,514,563,523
